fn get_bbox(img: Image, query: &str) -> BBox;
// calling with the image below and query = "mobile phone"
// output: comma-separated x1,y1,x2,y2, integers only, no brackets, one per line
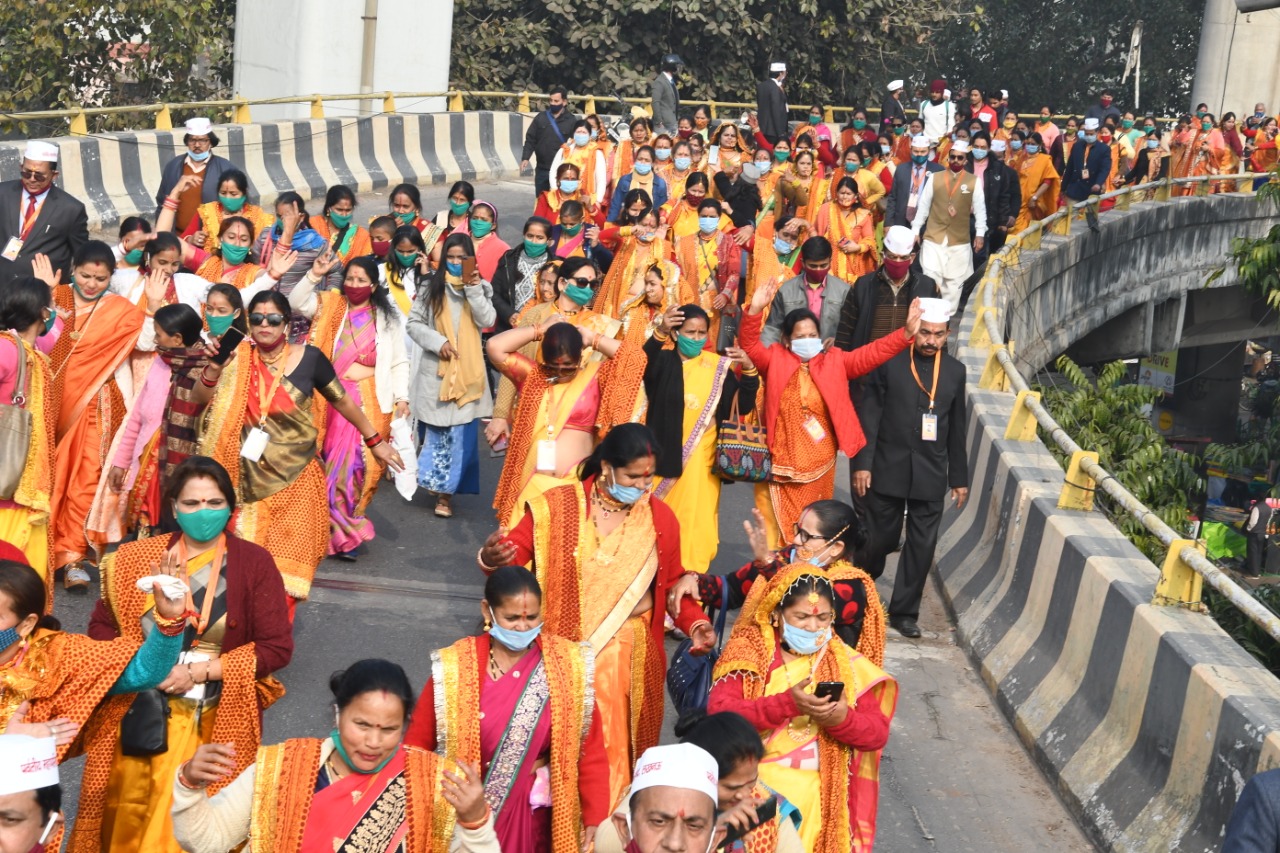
461,256,477,281
211,326,246,365
814,681,845,702
718,798,778,849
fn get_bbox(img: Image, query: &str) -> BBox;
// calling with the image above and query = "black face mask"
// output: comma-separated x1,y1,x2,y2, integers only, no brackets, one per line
549,104,564,114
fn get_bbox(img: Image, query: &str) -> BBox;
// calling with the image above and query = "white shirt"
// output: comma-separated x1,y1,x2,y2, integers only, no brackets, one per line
920,99,954,145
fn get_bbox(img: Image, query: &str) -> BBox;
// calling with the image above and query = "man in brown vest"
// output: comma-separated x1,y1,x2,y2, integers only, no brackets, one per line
909,139,987,311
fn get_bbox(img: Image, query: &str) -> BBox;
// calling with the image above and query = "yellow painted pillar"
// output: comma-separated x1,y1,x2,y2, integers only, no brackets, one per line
383,92,396,114
68,111,88,136
310,97,325,119
154,105,173,130
448,91,464,112
233,101,252,124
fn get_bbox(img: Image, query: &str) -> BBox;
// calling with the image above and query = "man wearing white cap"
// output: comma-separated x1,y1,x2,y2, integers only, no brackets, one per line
0,141,89,288
611,743,723,853
885,133,942,228
153,117,238,232
756,62,789,146
910,139,986,311
854,296,968,638
0,735,62,852
1062,116,1113,203
880,79,907,134
961,133,1019,312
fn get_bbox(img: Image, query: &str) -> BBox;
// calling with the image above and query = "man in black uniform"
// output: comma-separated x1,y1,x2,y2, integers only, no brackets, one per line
1244,497,1280,578
755,62,790,146
854,297,969,638
520,86,577,197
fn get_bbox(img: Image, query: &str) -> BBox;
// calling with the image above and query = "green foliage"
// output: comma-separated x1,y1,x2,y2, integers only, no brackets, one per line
1037,356,1201,561
1210,176,1280,308
1205,585,1280,677
449,0,974,111
0,0,234,135
894,0,1203,117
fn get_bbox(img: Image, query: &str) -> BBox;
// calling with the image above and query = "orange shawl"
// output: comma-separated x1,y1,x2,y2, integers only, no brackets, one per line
8,335,55,594
48,286,143,441
593,235,671,319
195,254,264,288
196,201,275,247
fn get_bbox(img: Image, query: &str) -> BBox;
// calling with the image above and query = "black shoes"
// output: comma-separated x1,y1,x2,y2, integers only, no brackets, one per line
890,616,922,638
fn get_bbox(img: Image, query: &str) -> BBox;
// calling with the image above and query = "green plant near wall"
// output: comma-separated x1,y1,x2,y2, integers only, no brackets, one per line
1208,175,1280,307
1035,356,1202,562
1205,585,1280,677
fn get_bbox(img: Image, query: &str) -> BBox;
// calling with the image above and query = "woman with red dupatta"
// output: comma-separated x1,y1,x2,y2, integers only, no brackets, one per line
406,566,610,853
44,242,161,591
173,659,500,853
478,424,716,808
711,568,896,852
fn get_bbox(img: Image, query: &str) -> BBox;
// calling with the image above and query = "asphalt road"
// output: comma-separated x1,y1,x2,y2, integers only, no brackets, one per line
62,176,1093,851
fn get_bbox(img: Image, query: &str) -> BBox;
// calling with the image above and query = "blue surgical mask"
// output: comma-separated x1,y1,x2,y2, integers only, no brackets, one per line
188,149,211,163
634,161,653,176
655,148,672,161
1084,133,1097,144
972,148,989,160
1025,144,1040,155
1147,139,1160,149
790,338,824,361
489,622,542,652
574,132,590,147
880,144,892,156
445,261,463,276
756,161,772,174
773,237,794,255
698,216,719,235
674,156,692,170
559,179,580,194
636,232,656,243
607,474,646,505
1010,140,1023,151
0,623,21,651
782,621,831,655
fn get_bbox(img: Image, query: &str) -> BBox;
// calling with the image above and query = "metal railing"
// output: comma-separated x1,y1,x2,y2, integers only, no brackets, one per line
0,87,1181,137
973,170,1280,644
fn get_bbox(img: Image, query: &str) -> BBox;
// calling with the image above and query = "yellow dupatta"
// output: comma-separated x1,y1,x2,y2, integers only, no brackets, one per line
435,276,486,407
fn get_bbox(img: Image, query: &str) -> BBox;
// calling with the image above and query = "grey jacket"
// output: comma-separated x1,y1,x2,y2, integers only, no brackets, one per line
407,280,497,426
761,273,852,346
650,73,679,135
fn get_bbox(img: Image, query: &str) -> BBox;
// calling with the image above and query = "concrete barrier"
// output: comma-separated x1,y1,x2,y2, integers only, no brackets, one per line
943,196,1280,849
0,111,531,232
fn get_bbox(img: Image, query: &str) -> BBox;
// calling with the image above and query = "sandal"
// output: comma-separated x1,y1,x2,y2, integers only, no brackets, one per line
434,496,454,518
63,562,92,592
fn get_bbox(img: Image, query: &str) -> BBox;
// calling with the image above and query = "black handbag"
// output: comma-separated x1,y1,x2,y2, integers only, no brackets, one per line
120,688,171,757
666,576,731,718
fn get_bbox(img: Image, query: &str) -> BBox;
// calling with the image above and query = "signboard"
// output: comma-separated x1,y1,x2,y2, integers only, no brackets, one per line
1138,351,1177,397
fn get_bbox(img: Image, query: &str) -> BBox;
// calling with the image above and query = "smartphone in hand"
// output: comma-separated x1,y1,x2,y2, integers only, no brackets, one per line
211,326,246,365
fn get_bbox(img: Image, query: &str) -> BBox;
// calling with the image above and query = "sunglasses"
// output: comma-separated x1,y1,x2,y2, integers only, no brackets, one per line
948,155,968,161
540,363,579,377
20,169,52,181
568,276,597,289
249,312,286,327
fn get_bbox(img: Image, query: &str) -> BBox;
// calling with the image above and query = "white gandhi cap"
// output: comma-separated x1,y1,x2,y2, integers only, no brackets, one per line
910,134,931,148
23,141,58,164
769,62,786,73
1000,89,1009,99
628,743,719,807
888,79,904,92
919,297,953,324
951,139,970,153
185,117,213,135
883,226,915,256
0,735,59,796
1083,117,1100,130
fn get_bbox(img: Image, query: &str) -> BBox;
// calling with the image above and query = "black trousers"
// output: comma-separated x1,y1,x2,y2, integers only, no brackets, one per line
864,490,944,620
534,168,551,196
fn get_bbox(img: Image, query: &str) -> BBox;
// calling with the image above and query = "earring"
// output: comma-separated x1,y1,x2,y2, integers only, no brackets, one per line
484,618,492,631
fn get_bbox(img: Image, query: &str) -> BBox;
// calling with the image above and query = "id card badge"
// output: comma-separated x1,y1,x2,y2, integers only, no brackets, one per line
241,427,269,462
180,650,210,701
536,439,557,473
922,412,938,442
803,415,827,443
1081,169,1090,180
1,237,22,261
907,192,919,209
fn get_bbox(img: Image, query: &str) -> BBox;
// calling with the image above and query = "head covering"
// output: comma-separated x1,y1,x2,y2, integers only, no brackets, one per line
1083,118,1100,131
769,62,787,73
919,297,953,324
883,226,915,256
23,141,58,164
0,735,58,796
740,162,761,185
1000,89,1009,99
628,744,718,807
184,117,213,135
470,200,498,228
888,80,904,92
951,140,970,154
910,134,931,148
930,79,946,94
990,139,1008,153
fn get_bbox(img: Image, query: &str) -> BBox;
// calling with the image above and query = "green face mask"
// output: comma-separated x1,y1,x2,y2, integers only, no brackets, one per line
205,312,236,336
564,284,594,306
394,251,418,267
675,333,706,358
562,222,584,236
175,506,231,542
124,248,144,266
395,211,417,225
808,115,821,125
449,199,470,216
1121,119,1135,129
524,239,549,258
852,119,867,130
219,194,247,213
220,241,250,265
329,211,353,228
470,220,494,238
774,150,790,163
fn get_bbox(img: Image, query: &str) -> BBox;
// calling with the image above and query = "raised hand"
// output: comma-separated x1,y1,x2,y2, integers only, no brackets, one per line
442,760,487,825
479,528,516,569
742,507,771,563
267,248,299,280
183,743,238,788
748,276,780,315
143,266,171,312
31,254,61,289
904,297,923,339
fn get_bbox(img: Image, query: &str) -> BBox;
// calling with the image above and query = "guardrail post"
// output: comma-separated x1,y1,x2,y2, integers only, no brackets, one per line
233,100,252,123
154,105,172,130
383,92,396,114
968,306,996,347
1153,539,1206,608
1115,185,1132,211
1022,222,1042,251
584,96,596,115
823,105,835,123
1058,450,1099,510
1195,178,1210,197
1155,178,1172,202
1051,210,1071,236
518,92,530,113
68,110,88,136
448,91,464,112
978,341,1014,391
646,99,654,117
709,101,718,119
1004,390,1041,441
310,97,325,119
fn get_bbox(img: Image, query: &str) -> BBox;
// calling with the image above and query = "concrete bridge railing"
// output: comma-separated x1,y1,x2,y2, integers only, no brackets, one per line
944,184,1280,851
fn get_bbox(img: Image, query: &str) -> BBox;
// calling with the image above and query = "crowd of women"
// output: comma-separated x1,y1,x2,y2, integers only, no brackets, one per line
2,83,1274,853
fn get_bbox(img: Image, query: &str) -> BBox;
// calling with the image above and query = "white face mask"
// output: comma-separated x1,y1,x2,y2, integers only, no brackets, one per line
790,338,824,361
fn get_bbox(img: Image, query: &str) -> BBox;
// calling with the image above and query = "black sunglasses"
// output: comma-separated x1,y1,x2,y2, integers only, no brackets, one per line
249,312,286,327
20,169,52,181
568,276,597,288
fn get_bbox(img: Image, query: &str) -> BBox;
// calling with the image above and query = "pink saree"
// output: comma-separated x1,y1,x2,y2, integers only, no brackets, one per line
301,748,411,853
322,306,377,554
482,644,554,853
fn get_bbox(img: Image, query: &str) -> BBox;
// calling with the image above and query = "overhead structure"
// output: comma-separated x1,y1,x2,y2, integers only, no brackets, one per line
1191,0,1280,114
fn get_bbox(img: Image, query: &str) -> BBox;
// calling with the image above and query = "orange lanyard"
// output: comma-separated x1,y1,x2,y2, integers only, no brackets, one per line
175,534,226,636
938,170,964,207
254,345,290,427
909,345,941,410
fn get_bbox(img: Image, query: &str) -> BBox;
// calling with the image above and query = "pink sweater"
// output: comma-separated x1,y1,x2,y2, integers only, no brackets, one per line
111,357,172,489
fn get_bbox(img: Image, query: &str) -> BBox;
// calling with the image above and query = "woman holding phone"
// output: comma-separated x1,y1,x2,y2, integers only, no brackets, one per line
407,233,496,518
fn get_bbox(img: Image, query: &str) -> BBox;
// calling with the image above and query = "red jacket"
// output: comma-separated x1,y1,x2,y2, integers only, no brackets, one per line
740,310,911,458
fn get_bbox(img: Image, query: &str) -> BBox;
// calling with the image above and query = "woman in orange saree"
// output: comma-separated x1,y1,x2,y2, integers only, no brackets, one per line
309,185,373,267
619,260,688,348
1215,113,1246,193
775,151,827,226
477,424,715,808
657,139,697,205
1014,132,1062,232
406,566,610,853
710,568,896,852
173,659,499,853
661,172,712,242
813,178,877,283
676,198,742,346
592,209,672,320
46,242,156,590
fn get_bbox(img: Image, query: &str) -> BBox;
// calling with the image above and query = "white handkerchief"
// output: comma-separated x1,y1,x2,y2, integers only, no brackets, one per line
390,417,418,502
135,574,189,601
